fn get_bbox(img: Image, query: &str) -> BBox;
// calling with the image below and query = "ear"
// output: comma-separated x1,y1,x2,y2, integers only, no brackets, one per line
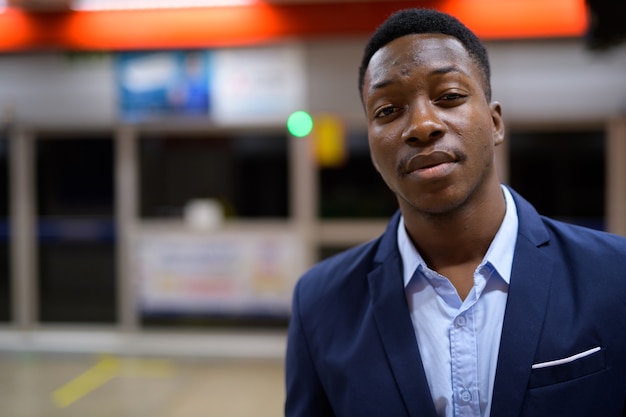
490,101,505,146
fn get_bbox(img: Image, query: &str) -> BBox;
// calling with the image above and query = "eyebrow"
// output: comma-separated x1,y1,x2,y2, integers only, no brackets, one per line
432,65,465,76
369,65,466,91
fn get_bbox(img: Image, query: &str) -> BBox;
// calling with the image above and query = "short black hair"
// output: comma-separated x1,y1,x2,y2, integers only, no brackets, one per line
358,8,492,101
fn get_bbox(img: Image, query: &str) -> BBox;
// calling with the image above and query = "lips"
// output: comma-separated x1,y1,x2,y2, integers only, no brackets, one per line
405,150,458,174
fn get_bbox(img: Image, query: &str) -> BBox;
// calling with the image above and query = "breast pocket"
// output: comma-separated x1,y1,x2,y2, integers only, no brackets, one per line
528,347,606,389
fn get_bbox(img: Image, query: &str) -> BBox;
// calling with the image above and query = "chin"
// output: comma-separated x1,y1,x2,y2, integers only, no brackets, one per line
401,189,469,216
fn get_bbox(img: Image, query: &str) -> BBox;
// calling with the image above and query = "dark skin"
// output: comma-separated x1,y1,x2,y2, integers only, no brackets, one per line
363,34,506,300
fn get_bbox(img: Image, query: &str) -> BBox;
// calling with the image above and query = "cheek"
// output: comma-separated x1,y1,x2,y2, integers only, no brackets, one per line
458,111,494,150
467,127,497,170
369,135,397,171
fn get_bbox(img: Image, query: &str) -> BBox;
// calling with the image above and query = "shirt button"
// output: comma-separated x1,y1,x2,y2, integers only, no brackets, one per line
455,315,467,327
459,390,472,402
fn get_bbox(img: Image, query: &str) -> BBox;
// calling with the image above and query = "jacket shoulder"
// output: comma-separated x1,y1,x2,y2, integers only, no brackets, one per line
541,216,626,256
540,217,626,307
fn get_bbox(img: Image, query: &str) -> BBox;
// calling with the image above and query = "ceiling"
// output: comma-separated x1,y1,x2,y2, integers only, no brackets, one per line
6,0,394,12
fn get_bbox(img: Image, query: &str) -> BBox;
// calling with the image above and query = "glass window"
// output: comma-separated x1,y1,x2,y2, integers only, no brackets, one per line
319,131,397,218
0,136,9,322
139,131,289,219
508,129,605,230
36,134,116,323
139,130,290,329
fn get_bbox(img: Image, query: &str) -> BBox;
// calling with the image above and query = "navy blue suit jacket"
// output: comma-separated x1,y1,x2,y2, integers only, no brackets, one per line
285,187,626,416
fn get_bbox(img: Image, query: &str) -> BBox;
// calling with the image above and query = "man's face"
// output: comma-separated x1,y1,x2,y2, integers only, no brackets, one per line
362,33,504,216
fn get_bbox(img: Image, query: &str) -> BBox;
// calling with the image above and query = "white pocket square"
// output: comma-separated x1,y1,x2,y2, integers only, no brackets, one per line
531,346,601,369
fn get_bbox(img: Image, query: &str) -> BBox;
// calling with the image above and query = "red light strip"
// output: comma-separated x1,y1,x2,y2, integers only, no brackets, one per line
0,0,588,52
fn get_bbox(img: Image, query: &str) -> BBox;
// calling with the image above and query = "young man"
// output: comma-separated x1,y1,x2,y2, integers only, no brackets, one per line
285,8,626,417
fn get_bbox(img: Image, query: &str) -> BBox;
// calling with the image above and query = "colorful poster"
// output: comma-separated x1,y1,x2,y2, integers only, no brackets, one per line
136,231,305,317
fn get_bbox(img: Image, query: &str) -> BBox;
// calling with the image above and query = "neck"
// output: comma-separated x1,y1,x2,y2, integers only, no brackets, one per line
402,184,506,271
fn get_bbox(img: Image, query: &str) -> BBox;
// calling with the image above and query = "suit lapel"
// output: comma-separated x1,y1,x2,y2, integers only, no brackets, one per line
368,215,439,417
490,189,554,417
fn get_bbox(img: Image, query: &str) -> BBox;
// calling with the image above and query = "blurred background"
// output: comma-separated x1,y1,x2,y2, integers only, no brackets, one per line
0,0,625,415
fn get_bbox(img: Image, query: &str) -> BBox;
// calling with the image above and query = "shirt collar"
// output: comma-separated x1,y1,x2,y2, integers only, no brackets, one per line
399,185,519,288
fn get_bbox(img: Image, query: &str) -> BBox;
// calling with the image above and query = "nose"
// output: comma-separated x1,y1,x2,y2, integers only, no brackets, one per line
400,101,446,144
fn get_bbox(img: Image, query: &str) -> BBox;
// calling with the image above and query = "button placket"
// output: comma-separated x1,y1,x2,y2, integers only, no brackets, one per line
450,309,481,416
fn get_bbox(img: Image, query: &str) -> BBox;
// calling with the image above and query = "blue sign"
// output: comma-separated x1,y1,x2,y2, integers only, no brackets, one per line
116,50,211,122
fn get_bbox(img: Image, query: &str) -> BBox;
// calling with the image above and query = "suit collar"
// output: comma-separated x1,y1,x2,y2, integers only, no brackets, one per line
490,186,554,417
373,210,402,264
505,185,550,247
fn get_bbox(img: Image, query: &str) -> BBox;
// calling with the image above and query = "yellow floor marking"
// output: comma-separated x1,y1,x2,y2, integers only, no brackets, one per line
51,355,175,408
52,355,120,408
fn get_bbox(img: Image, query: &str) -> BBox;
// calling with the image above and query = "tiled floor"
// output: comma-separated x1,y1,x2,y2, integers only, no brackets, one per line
0,352,285,417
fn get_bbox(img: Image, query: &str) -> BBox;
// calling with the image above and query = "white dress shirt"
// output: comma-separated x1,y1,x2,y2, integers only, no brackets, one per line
398,185,519,417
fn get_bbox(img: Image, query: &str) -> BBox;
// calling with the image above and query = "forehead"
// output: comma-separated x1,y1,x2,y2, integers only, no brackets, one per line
365,33,477,88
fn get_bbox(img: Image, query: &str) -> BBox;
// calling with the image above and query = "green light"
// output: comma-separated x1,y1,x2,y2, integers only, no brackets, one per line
287,111,314,137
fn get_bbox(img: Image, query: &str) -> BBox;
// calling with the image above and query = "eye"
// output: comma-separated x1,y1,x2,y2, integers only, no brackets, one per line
374,105,400,119
435,92,468,105
441,93,465,101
